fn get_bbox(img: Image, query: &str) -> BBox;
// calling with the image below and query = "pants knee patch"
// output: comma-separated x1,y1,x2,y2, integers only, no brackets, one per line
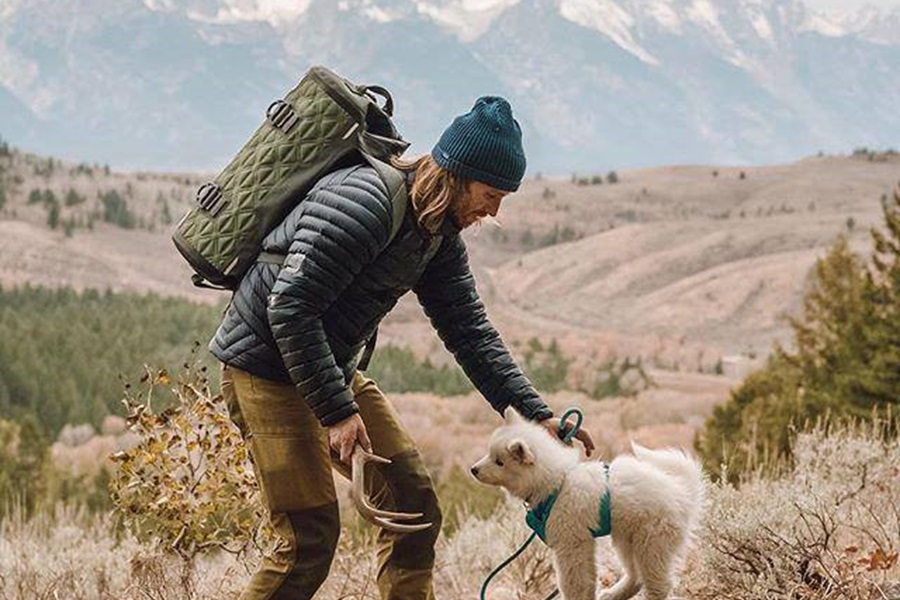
377,452,443,570
279,503,340,596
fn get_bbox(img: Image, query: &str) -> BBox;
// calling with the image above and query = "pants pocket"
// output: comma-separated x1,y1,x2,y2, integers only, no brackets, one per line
249,432,336,513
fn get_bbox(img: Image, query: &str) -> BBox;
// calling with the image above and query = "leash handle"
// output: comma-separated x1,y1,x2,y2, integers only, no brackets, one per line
558,407,584,445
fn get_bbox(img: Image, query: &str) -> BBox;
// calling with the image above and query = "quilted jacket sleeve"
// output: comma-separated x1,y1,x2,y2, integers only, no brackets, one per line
267,167,393,426
414,234,553,421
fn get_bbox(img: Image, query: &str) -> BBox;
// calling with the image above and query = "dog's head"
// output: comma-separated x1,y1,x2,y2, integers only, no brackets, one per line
470,407,543,498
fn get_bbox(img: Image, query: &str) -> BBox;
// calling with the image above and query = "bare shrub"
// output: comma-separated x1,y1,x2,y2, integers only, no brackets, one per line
685,418,899,599
109,362,271,560
0,503,248,599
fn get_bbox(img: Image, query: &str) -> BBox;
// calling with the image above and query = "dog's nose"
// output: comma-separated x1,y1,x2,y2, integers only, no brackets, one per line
470,466,479,477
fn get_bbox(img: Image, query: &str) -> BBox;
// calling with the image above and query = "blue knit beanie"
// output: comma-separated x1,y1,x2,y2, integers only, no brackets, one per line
431,96,526,192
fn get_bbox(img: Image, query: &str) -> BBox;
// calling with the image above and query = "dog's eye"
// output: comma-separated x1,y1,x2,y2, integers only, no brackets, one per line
495,458,504,467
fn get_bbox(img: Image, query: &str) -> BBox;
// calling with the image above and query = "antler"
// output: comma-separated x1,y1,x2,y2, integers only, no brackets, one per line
350,444,432,533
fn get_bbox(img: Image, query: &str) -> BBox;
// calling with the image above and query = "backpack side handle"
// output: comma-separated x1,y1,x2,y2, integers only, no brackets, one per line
361,85,393,116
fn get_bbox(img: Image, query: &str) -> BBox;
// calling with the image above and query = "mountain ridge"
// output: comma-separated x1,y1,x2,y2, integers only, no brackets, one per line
0,0,898,173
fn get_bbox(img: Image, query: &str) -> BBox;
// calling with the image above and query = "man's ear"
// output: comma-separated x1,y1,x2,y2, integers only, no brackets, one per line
507,438,535,465
504,406,524,424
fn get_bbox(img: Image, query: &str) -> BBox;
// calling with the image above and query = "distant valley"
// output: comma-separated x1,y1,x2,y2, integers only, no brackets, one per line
1,145,897,376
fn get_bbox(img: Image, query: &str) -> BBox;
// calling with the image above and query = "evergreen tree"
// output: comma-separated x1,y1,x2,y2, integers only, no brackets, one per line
65,188,84,206
855,183,900,409
786,235,872,415
0,287,224,435
0,416,48,517
47,202,60,229
696,226,893,478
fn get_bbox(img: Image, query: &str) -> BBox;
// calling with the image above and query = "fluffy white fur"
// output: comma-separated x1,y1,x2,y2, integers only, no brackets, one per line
471,408,705,600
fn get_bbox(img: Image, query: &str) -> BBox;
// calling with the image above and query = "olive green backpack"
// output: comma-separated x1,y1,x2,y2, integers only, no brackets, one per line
172,65,409,290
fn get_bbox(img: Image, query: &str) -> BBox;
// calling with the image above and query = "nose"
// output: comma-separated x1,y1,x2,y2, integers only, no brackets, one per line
488,199,501,216
470,466,479,477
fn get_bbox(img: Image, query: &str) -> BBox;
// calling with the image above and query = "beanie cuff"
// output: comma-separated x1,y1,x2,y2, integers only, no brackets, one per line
432,147,521,192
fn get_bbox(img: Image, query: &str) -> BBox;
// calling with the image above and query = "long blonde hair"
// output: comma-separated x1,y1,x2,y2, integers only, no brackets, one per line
390,154,466,236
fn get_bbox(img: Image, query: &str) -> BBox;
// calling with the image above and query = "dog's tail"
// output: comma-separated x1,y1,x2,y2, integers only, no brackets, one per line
631,443,706,521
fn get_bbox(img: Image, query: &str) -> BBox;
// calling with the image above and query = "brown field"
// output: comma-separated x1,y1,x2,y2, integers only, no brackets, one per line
2,150,897,451
2,149,899,598
3,152,896,366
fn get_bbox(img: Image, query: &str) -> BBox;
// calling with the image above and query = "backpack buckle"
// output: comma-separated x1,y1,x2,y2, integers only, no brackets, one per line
197,182,225,217
266,99,299,134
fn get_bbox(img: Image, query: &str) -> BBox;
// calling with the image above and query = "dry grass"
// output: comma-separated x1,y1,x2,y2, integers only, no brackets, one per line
686,418,900,600
3,412,897,599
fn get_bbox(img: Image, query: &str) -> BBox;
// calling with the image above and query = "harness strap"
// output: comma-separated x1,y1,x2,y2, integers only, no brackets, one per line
525,491,559,543
592,463,612,538
524,466,612,543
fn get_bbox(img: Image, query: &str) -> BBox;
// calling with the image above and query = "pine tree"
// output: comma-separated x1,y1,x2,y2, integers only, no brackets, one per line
786,234,872,415
47,202,60,229
855,182,900,410
697,233,877,477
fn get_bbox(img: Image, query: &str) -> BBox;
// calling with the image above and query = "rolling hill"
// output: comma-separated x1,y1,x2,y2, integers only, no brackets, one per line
1,145,897,376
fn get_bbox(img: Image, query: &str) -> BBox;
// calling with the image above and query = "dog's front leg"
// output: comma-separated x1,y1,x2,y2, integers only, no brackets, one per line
552,542,597,600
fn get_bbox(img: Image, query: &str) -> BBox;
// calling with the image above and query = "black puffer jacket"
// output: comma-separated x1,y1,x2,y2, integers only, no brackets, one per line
210,164,551,426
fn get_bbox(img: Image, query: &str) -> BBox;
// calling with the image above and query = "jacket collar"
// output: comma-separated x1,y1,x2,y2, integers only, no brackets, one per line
439,214,461,237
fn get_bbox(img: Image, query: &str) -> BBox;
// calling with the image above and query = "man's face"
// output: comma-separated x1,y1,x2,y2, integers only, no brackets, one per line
452,181,509,229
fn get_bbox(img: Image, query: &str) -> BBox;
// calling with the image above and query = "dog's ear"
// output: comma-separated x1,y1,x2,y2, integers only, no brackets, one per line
507,438,535,465
503,406,524,424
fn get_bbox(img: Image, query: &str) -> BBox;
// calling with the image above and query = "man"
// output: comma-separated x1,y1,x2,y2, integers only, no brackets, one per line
212,96,594,599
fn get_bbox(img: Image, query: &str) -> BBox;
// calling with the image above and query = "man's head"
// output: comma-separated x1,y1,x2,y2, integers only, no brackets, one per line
394,96,526,233
452,180,507,229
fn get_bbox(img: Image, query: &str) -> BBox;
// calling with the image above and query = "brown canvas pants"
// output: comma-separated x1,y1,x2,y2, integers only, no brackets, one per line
221,364,442,600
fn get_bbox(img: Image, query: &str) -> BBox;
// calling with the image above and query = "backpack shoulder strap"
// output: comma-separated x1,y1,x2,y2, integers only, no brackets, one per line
355,155,410,372
362,154,408,244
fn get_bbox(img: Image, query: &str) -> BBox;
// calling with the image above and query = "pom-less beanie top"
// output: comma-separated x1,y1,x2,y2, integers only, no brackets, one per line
431,96,526,192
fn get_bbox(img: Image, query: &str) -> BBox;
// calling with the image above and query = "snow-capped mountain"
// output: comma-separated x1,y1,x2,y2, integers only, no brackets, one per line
834,5,900,45
0,0,898,173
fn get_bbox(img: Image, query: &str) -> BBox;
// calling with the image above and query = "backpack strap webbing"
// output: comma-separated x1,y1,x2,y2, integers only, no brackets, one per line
355,154,409,372
363,154,409,243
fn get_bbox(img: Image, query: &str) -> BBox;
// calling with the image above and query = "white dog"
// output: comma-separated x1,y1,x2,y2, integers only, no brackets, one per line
471,408,704,600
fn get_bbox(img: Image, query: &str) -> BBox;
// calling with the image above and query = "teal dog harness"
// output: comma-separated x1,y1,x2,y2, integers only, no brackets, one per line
525,463,612,543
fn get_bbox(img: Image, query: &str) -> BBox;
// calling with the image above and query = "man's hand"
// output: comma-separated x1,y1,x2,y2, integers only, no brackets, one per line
328,413,372,464
538,417,596,457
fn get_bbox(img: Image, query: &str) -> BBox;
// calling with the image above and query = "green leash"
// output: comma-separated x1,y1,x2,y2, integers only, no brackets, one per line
478,531,558,600
478,408,584,600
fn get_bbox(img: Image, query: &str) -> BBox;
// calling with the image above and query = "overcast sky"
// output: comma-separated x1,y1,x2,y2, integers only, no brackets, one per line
805,0,900,12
